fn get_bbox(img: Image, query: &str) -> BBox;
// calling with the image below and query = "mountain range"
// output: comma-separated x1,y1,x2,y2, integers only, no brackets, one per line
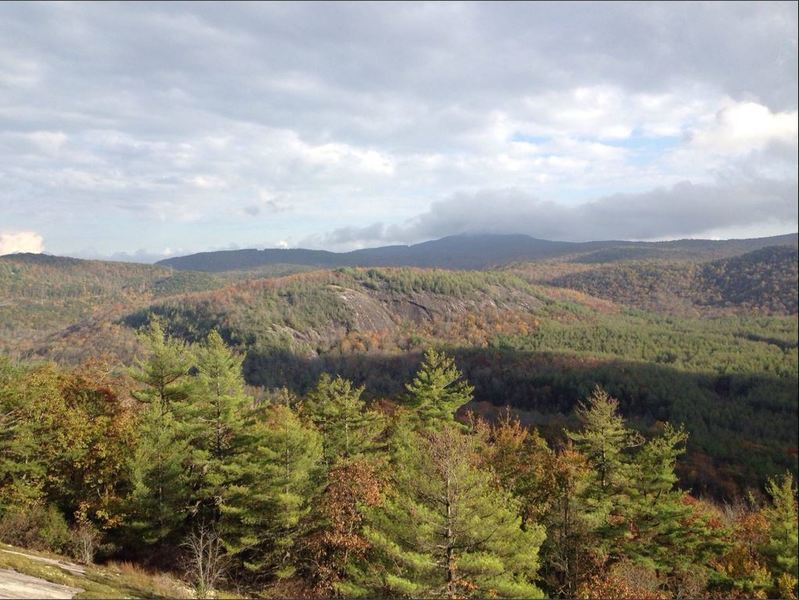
157,232,799,271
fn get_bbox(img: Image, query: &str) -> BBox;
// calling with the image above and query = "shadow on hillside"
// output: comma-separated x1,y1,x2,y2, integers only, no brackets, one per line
243,346,798,501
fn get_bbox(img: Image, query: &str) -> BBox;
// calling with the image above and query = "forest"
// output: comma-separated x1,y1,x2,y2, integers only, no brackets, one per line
1,323,796,599
1,241,797,598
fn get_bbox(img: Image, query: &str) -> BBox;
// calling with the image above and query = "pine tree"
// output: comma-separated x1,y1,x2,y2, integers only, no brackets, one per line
621,424,727,585
235,404,322,578
404,349,474,429
123,320,194,551
303,374,382,466
129,318,193,408
566,386,642,496
125,402,191,546
178,331,257,548
565,387,645,559
762,472,798,598
355,425,545,598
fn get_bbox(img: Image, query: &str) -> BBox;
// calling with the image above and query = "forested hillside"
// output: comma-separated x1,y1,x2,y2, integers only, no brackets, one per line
1,335,797,599
0,241,799,532
0,253,310,355
5,263,790,500
543,246,799,316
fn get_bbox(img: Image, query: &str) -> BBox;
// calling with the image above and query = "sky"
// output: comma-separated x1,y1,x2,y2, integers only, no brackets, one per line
0,1,797,261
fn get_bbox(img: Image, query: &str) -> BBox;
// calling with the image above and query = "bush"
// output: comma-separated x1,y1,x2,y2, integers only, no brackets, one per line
182,526,228,599
0,504,70,553
69,520,101,564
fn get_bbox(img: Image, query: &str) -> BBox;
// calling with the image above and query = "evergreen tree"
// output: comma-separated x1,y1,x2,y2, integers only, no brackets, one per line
355,425,545,598
236,404,323,578
178,331,258,549
566,386,642,495
762,472,798,598
125,402,191,546
404,349,474,428
304,374,382,466
564,387,644,560
621,424,727,587
129,318,193,408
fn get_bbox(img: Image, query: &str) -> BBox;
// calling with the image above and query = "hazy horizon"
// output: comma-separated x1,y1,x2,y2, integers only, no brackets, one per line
3,230,798,265
1,2,797,261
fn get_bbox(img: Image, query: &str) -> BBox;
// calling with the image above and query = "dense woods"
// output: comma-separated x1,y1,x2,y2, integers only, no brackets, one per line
546,246,799,316
2,254,797,498
1,330,796,598
1,238,797,597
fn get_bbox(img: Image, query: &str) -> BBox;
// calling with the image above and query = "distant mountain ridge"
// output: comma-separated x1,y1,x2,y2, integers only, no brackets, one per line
157,233,799,272
547,245,799,316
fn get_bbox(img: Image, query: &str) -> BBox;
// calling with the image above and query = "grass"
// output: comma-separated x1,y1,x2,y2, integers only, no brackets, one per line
0,543,194,599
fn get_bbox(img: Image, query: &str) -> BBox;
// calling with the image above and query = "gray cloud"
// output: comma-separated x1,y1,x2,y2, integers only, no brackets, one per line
322,178,798,246
0,2,796,255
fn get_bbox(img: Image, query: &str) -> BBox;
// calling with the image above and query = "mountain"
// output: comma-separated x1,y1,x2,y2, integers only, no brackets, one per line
19,264,794,498
540,245,799,316
0,252,310,355
2,239,797,497
157,233,799,272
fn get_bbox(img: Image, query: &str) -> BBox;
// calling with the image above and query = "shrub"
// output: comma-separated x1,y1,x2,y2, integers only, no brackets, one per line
0,504,70,553
69,520,101,564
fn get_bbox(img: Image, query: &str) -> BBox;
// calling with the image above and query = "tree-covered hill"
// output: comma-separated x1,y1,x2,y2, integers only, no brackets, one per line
540,245,798,316
1,335,796,599
0,253,311,355
2,252,797,498
15,265,793,498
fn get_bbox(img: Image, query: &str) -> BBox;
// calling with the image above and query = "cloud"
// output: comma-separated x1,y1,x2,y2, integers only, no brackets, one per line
0,231,45,255
0,3,795,255
320,178,798,247
690,102,798,155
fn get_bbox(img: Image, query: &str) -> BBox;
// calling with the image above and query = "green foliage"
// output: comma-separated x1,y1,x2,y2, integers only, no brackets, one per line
552,389,728,595
355,425,545,598
0,339,797,599
0,359,57,509
113,265,795,496
0,504,71,554
129,318,193,407
0,249,797,598
303,374,382,465
621,425,728,581
405,349,474,428
124,403,191,546
567,386,643,495
237,405,323,577
762,473,799,588
178,331,257,538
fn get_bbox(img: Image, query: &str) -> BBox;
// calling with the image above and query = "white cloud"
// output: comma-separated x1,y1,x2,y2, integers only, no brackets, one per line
0,2,795,255
690,101,798,155
0,231,45,255
27,131,68,155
